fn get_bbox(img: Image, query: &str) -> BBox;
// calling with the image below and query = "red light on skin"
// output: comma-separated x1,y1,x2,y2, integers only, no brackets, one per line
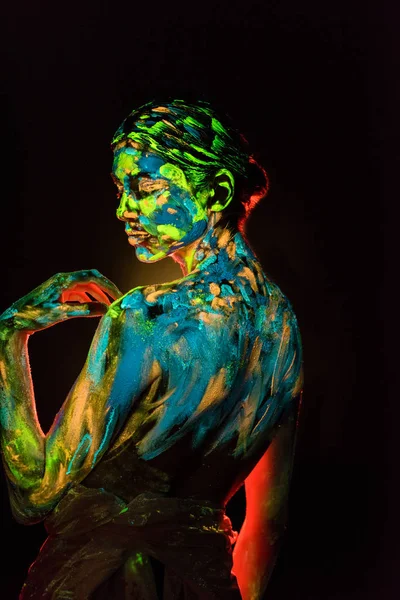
60,282,113,305
238,156,270,238
232,405,298,600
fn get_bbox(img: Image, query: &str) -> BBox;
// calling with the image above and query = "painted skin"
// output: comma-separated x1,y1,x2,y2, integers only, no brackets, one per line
0,144,302,599
111,141,231,271
112,144,206,261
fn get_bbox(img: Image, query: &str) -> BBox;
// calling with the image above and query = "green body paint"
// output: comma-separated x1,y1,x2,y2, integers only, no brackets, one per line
0,99,300,599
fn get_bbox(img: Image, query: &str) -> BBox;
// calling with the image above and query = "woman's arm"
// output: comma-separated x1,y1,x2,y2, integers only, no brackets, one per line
232,398,301,599
0,329,45,495
0,273,159,523
232,299,303,600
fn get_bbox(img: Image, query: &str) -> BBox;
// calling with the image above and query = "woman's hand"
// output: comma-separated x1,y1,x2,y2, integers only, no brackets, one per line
0,269,122,338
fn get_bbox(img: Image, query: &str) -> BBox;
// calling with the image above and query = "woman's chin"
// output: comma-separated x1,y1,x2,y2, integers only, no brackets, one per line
135,246,168,263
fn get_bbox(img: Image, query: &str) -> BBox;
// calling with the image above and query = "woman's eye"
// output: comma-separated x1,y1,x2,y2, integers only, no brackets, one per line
129,179,144,198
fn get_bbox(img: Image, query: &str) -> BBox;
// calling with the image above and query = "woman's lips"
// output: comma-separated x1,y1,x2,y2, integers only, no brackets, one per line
126,228,152,246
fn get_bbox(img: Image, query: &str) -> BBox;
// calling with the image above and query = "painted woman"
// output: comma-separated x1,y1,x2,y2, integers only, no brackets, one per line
0,99,303,599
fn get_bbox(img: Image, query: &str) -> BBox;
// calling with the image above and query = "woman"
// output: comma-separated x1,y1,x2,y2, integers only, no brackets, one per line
0,99,303,599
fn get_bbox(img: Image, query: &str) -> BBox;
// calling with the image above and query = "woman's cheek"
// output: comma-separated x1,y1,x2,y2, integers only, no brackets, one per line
156,224,185,241
152,203,193,234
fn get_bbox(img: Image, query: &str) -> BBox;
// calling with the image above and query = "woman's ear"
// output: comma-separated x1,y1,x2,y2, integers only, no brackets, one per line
208,169,235,212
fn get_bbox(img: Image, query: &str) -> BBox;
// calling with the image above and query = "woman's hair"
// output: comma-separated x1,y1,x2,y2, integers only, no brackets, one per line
111,98,269,233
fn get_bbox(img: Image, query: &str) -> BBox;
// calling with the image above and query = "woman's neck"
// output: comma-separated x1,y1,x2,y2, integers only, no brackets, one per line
171,214,240,277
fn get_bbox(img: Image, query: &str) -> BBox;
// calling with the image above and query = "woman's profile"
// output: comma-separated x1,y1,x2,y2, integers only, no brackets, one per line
0,99,303,599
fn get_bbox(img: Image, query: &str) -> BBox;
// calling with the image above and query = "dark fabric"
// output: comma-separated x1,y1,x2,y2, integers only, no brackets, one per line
19,484,241,599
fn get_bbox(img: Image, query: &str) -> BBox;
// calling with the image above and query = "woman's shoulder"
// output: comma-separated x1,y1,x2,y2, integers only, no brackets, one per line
103,282,231,355
228,239,300,332
108,271,239,324
104,249,299,342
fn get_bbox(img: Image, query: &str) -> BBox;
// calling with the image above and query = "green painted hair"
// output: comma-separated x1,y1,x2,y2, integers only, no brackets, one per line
111,98,269,232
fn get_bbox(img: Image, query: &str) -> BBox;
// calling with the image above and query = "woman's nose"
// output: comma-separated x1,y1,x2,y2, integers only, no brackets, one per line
116,192,139,221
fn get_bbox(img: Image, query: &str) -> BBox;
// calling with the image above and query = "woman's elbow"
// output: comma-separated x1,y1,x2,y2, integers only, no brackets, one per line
6,481,55,525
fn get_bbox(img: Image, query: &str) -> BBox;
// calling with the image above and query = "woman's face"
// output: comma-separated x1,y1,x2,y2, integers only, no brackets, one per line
112,144,210,262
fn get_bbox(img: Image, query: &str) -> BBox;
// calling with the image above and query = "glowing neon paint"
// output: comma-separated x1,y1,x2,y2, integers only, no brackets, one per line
0,99,302,599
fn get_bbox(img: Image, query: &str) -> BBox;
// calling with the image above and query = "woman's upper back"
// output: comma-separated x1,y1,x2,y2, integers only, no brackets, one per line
87,231,302,504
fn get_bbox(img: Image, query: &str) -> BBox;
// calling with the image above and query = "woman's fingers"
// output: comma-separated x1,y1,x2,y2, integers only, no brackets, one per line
26,270,121,307
13,302,109,332
56,302,109,319
60,283,113,305
81,283,113,305
56,270,122,301
1,270,121,334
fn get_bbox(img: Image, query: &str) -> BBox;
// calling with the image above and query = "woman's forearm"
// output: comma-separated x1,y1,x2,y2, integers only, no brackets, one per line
233,515,286,599
0,272,123,522
0,324,108,521
233,404,298,599
0,331,45,490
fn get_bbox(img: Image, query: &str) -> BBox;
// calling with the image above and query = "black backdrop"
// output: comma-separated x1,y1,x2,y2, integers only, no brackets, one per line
0,2,396,598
